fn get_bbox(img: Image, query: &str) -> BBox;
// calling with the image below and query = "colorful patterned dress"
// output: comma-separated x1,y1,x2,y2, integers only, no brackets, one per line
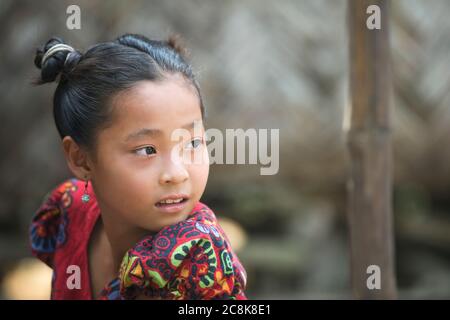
29,178,247,300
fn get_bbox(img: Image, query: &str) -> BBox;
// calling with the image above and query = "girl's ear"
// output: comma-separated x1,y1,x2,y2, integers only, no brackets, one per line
62,136,93,180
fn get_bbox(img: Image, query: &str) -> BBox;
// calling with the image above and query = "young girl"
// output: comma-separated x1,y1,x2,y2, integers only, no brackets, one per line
29,33,247,300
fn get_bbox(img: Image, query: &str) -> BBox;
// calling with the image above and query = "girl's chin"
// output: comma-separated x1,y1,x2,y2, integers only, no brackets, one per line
144,210,192,231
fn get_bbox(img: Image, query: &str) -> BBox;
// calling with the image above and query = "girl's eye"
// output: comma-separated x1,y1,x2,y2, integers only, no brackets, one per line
135,146,157,156
185,138,203,150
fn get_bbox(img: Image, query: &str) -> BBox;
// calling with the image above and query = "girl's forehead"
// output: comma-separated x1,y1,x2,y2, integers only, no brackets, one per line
115,79,199,111
107,79,203,136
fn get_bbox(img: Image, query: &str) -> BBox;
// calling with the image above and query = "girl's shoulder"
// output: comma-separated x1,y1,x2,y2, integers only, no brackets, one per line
29,178,96,268
118,202,247,300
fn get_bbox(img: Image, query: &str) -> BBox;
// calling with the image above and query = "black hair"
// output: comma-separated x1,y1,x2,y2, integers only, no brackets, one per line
33,33,205,153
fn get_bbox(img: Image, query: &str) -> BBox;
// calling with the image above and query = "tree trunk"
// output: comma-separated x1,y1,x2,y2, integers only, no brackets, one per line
346,0,397,299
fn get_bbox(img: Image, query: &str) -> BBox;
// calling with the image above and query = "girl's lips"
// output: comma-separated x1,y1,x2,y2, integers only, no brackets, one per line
154,198,189,213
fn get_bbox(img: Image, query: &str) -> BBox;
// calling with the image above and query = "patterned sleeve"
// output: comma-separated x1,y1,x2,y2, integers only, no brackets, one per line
29,179,79,268
119,203,247,300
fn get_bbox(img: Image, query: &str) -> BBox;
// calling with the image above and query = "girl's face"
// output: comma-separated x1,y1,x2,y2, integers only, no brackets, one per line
89,77,209,232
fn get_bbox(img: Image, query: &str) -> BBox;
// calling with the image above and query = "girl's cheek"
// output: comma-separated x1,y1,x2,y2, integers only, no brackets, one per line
194,161,210,187
203,148,211,166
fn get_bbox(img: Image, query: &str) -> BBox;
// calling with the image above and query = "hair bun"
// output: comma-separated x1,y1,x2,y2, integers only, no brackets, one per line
34,37,81,84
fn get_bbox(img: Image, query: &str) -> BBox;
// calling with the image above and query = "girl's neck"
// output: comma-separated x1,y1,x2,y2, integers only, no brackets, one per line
97,206,152,272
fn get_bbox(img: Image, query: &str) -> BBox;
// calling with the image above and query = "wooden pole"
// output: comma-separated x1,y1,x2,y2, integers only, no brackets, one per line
347,0,397,299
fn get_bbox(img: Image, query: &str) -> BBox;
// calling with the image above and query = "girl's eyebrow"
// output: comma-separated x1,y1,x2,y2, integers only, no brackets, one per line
124,120,202,142
125,128,162,142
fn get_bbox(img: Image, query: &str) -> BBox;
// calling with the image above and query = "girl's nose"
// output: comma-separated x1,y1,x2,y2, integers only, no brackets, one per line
159,157,189,185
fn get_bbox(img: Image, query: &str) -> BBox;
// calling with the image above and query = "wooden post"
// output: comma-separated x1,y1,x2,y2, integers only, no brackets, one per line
346,0,397,299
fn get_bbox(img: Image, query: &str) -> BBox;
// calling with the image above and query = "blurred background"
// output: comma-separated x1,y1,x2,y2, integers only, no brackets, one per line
0,0,449,299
